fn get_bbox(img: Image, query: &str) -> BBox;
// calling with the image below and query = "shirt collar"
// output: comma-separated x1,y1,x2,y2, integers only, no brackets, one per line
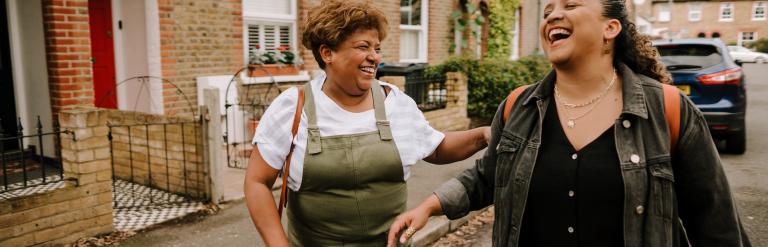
522,63,649,119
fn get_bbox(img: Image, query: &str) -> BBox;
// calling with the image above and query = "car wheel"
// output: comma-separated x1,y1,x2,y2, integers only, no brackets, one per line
757,57,767,64
726,129,746,154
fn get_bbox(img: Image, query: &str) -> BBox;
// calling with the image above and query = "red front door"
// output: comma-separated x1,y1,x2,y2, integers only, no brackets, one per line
88,0,117,108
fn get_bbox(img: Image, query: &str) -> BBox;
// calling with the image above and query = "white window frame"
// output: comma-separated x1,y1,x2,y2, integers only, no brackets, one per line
754,2,767,21
242,0,298,66
399,0,429,63
688,2,702,22
738,32,757,46
510,8,521,60
720,3,734,22
658,3,671,22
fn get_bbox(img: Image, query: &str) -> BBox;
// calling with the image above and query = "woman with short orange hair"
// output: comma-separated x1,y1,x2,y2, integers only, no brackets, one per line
244,1,490,246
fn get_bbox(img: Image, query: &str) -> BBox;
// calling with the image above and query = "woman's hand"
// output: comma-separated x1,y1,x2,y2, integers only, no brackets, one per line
387,195,444,247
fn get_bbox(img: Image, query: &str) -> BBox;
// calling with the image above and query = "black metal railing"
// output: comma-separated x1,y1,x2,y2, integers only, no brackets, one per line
1,117,71,194
108,119,205,208
405,76,448,111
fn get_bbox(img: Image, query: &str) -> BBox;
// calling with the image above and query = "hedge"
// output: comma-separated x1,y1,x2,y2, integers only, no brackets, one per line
425,55,551,119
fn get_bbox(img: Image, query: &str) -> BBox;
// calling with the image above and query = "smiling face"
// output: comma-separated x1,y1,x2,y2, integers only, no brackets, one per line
322,28,382,96
540,0,613,65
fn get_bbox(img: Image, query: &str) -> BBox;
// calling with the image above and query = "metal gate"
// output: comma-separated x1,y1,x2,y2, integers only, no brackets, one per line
102,76,209,209
108,118,206,208
223,67,284,169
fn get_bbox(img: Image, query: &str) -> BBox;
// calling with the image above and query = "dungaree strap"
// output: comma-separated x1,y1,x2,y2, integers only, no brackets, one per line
303,83,323,154
371,80,393,141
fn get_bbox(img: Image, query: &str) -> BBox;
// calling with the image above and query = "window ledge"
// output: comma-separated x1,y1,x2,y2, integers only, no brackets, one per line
241,70,311,84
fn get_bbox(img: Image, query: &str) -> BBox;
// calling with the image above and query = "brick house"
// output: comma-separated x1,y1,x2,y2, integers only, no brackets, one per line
634,0,768,45
0,0,487,133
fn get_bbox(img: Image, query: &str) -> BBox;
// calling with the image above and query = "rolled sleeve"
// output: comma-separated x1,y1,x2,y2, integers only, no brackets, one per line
434,178,471,220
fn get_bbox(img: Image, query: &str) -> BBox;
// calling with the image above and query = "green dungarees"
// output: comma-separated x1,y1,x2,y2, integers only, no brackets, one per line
286,81,407,246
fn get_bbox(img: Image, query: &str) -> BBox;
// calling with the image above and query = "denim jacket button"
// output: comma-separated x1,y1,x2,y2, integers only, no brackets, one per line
630,154,640,164
622,120,631,128
635,205,645,215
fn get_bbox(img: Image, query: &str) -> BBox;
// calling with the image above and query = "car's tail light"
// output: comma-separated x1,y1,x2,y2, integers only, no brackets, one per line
698,68,742,85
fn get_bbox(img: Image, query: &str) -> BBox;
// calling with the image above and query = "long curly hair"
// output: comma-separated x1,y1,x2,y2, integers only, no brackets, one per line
603,0,672,84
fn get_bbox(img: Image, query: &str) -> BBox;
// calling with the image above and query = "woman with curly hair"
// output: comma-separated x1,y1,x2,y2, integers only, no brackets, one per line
243,0,490,246
388,0,751,246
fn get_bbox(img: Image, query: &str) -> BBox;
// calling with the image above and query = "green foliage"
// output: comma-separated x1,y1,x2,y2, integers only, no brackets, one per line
450,2,485,54
425,55,551,119
746,38,768,53
486,0,518,59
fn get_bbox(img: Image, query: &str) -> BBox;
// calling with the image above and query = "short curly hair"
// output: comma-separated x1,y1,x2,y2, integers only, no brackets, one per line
301,0,388,69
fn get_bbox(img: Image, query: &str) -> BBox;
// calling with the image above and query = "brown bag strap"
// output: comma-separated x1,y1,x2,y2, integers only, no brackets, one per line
662,84,681,152
278,86,304,217
503,85,531,124
502,83,681,152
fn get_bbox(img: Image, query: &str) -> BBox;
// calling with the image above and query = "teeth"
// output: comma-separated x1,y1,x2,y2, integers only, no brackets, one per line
360,67,375,73
549,28,571,41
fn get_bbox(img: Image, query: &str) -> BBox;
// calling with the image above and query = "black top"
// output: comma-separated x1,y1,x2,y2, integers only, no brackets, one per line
519,100,624,247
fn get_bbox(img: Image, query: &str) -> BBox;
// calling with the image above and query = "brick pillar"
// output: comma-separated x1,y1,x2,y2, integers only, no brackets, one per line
57,107,114,234
446,72,468,110
42,0,95,114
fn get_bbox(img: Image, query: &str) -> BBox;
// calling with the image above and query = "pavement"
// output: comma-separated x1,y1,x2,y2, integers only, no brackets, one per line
117,150,487,246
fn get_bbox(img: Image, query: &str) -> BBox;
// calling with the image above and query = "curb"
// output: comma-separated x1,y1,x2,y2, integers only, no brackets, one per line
410,208,486,247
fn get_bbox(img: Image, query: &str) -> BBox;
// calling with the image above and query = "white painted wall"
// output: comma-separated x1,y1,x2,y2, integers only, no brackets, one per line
112,0,163,114
7,0,55,157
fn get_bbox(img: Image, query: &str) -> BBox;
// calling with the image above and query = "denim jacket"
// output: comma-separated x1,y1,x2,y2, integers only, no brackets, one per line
434,63,750,247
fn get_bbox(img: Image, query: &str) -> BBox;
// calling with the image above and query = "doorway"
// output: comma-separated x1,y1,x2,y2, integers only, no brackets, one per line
89,0,118,109
0,0,19,150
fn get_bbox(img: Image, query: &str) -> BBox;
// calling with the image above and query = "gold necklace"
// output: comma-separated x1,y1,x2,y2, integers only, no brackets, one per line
556,70,617,128
555,69,617,109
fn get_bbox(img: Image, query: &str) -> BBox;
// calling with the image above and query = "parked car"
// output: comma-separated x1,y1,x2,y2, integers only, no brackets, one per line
728,45,768,64
653,39,747,154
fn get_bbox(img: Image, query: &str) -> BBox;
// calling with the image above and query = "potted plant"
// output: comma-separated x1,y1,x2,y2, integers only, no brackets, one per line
247,45,302,77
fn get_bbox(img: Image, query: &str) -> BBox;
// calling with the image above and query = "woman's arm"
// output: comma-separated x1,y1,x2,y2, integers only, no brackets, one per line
673,97,750,246
244,146,290,247
423,126,491,164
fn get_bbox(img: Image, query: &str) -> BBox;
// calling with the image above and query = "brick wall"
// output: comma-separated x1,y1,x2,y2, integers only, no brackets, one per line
158,0,243,115
429,0,457,64
650,0,768,43
42,0,95,114
423,72,470,131
0,108,114,246
105,110,207,199
382,72,470,132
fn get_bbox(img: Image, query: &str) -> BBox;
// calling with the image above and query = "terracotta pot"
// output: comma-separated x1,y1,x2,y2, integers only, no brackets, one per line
247,119,260,139
247,64,300,77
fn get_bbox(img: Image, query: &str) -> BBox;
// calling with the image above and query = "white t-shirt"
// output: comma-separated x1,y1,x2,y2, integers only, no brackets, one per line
253,75,445,191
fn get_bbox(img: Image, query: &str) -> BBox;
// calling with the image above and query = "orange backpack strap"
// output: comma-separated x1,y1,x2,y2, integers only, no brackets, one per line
278,86,304,217
503,85,532,124
662,84,681,151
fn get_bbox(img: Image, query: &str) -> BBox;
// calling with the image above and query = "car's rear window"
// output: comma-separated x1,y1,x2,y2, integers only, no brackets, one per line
655,44,723,69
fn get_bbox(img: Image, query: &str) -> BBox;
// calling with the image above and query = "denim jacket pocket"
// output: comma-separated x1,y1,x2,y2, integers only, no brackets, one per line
648,159,675,220
495,133,524,188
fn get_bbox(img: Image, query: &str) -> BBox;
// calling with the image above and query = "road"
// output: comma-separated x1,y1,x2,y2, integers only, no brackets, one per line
442,63,768,247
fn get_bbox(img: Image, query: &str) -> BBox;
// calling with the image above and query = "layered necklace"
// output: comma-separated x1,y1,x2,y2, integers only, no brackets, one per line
554,69,617,129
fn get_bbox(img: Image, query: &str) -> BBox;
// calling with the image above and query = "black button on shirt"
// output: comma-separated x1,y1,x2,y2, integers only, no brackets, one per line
519,100,624,247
